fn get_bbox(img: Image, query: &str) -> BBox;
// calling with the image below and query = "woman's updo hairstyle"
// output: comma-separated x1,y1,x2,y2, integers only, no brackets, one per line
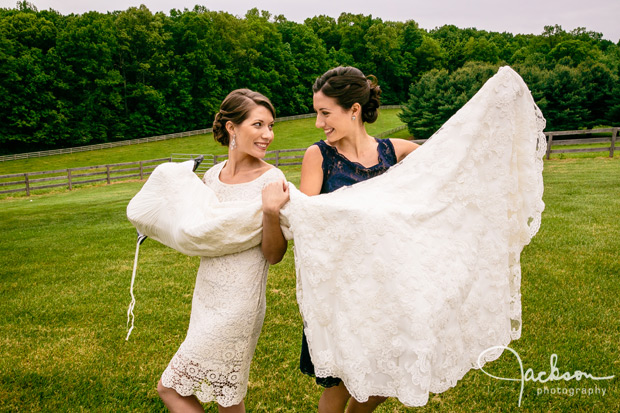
312,66,381,123
212,89,276,146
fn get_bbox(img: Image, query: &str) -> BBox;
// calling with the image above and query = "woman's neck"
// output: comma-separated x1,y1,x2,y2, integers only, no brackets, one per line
333,127,377,164
220,150,267,184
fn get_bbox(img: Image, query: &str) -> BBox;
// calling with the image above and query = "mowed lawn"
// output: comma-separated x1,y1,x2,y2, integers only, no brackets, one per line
0,153,618,411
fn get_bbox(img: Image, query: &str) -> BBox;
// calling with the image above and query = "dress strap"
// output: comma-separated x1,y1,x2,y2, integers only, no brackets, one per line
377,138,397,165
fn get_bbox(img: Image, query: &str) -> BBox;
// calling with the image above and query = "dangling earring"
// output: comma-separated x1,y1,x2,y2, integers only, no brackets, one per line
352,115,356,121
231,134,237,150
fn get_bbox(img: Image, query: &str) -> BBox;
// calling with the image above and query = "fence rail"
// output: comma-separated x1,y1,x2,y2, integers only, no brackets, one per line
544,127,617,159
2,126,616,196
0,158,171,195
0,132,208,162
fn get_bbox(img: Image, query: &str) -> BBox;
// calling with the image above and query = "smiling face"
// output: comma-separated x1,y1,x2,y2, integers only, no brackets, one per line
230,104,275,159
313,90,357,144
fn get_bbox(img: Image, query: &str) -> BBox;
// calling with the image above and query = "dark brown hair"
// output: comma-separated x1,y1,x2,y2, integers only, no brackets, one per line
312,66,381,123
212,89,276,146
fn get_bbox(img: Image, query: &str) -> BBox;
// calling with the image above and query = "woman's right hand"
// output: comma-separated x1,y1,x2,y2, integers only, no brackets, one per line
262,180,290,216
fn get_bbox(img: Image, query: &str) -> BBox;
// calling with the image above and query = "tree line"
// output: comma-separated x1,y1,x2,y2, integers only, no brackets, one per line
1,1,618,153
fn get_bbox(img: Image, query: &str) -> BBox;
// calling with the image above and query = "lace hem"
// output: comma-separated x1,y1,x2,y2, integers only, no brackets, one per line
161,353,248,407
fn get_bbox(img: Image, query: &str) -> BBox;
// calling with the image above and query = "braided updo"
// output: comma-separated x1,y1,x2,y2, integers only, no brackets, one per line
212,89,276,146
312,66,381,123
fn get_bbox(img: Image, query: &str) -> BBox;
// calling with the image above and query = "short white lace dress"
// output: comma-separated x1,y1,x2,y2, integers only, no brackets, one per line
160,161,285,407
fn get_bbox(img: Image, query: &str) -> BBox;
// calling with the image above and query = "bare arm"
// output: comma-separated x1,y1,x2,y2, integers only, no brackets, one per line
261,180,289,265
390,138,420,162
299,145,324,196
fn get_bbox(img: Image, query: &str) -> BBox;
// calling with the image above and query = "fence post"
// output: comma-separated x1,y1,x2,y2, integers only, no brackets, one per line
68,169,73,190
275,150,280,167
24,173,30,196
106,166,111,184
546,134,554,160
610,128,617,158
139,161,144,180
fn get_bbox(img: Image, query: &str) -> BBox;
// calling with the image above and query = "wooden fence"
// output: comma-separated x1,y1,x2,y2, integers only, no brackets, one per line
0,132,208,162
0,158,171,196
544,127,617,159
2,126,616,196
0,149,311,196
0,124,409,196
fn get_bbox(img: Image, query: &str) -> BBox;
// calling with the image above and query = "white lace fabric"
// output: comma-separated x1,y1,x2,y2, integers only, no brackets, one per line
158,163,284,406
127,67,545,407
286,67,546,405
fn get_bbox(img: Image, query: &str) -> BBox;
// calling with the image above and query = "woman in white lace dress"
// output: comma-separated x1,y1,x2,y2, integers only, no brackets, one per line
156,89,290,413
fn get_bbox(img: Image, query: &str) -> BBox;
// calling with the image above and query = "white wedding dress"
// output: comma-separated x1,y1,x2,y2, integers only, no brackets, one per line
127,66,546,406
158,162,285,406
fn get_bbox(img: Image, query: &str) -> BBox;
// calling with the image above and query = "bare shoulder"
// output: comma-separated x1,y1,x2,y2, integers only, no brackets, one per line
303,144,323,162
389,138,420,162
300,144,324,196
301,144,324,172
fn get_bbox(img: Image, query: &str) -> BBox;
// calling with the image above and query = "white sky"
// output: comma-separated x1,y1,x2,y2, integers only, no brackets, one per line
2,0,619,42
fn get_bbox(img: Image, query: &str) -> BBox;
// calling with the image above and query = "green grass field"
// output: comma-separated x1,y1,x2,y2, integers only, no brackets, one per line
1,156,618,412
1,116,619,411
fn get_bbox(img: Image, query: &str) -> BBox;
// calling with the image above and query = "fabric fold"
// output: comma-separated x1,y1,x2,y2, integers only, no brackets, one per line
127,161,294,257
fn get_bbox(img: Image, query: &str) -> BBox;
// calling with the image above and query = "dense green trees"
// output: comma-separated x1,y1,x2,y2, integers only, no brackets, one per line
0,3,618,152
399,62,498,139
401,25,620,138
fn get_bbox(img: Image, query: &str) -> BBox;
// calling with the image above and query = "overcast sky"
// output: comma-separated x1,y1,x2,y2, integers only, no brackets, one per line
2,0,619,42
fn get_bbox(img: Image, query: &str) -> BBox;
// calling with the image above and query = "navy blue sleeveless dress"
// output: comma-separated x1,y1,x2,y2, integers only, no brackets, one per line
300,137,398,387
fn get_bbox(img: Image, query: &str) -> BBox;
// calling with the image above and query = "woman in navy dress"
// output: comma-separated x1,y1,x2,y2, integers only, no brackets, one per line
299,67,419,413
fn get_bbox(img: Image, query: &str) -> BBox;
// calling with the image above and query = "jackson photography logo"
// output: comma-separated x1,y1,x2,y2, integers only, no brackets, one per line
477,346,615,407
